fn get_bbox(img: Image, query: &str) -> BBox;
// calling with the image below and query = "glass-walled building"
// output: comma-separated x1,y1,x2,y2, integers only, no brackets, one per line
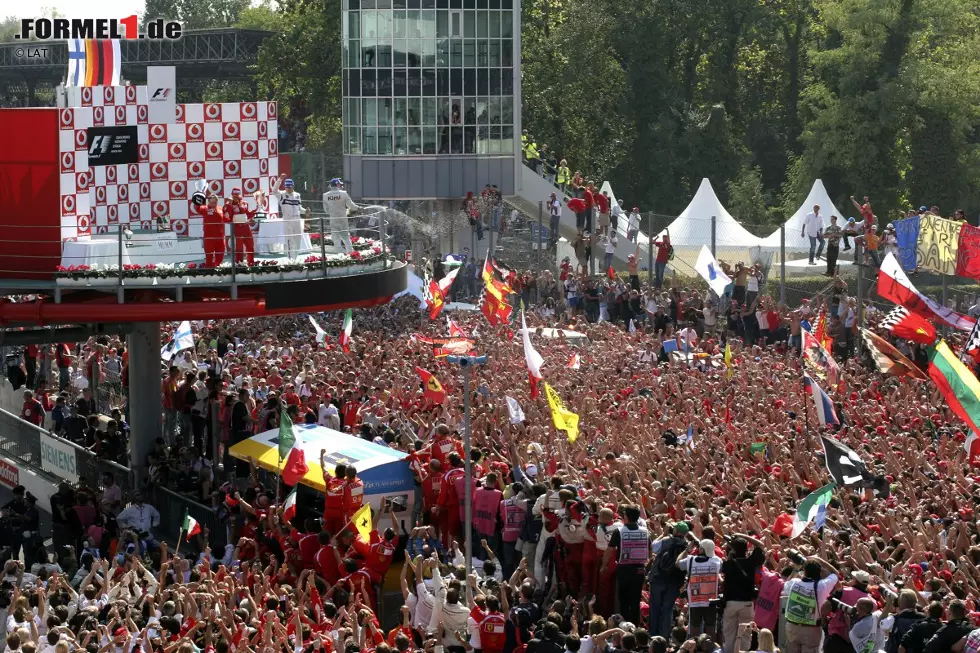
341,0,521,199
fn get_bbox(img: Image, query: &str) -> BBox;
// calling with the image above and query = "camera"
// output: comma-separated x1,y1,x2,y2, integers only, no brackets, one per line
785,548,806,566
831,597,857,618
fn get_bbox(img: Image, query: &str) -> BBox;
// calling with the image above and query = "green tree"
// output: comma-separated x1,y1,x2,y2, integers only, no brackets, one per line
143,0,250,29
253,0,343,150
728,165,776,233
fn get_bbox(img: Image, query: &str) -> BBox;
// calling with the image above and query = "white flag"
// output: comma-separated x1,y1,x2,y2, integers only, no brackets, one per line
629,319,637,334
309,315,328,346
505,396,525,424
568,353,581,370
694,245,731,297
161,320,194,360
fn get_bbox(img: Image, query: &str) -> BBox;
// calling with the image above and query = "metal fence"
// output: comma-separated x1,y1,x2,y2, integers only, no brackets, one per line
0,407,133,494
152,485,230,552
0,405,227,550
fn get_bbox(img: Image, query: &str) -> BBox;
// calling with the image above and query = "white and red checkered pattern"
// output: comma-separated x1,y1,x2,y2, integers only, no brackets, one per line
58,86,279,241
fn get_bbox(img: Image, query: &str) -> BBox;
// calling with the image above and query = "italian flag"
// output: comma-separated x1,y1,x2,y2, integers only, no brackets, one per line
278,408,309,487
928,339,980,435
339,308,353,353
791,482,835,538
282,486,298,524
182,512,201,541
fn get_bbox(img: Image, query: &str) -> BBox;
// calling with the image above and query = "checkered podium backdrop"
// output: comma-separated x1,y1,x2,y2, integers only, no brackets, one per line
58,85,280,242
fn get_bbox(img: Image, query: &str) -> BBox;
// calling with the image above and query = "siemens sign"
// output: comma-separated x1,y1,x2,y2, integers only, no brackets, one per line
40,433,79,482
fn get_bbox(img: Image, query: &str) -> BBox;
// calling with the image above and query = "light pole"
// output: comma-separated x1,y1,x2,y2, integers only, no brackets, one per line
446,353,488,580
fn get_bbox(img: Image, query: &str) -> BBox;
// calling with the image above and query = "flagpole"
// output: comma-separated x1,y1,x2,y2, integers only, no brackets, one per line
174,527,184,558
802,375,810,438
447,354,488,583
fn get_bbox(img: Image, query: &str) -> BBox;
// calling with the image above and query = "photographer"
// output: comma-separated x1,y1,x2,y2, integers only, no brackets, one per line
646,521,690,639
824,570,872,653
722,534,766,653
676,539,723,638
782,556,840,653
847,597,892,653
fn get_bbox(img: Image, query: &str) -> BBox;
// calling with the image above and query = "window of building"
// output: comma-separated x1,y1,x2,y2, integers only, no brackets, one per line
343,5,516,155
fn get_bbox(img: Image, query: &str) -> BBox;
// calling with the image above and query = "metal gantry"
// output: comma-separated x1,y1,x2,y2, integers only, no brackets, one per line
0,29,273,102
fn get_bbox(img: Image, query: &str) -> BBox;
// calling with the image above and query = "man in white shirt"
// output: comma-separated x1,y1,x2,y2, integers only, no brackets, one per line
611,200,623,235
548,193,561,246
115,493,161,553
430,563,469,648
847,597,893,653
801,204,825,265
782,557,840,653
271,175,311,259
627,207,641,243
322,178,358,251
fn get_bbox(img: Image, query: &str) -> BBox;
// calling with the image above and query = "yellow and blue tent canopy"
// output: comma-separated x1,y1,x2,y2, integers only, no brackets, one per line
229,423,415,494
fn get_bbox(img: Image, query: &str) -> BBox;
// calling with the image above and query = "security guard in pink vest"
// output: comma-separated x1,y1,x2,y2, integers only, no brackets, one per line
600,504,648,625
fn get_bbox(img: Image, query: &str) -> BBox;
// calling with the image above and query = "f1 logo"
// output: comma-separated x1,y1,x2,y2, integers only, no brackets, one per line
150,87,171,101
88,135,114,156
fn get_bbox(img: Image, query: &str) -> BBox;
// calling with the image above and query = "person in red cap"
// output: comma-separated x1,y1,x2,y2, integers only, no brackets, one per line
191,193,226,267
223,188,257,265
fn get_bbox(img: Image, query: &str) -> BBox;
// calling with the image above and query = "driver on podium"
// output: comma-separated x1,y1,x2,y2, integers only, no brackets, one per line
190,185,225,267
270,174,310,259
322,178,358,252
223,188,257,266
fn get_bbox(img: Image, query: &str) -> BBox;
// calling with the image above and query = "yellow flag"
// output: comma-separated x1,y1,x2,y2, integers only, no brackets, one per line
724,342,733,380
351,504,373,538
544,382,580,443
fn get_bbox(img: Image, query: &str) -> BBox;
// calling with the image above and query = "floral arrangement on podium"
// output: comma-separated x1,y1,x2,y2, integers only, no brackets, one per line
55,239,385,286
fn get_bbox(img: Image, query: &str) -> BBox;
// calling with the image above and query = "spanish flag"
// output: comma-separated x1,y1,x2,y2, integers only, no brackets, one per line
67,39,122,87
928,339,980,435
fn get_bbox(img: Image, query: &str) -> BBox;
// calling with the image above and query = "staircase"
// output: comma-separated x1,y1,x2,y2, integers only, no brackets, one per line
507,164,654,270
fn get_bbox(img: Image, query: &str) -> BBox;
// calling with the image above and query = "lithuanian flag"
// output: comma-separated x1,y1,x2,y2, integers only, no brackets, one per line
928,339,980,434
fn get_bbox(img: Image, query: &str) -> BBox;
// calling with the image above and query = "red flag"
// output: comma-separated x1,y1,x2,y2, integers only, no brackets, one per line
956,223,980,281
480,288,501,326
416,367,447,404
772,512,794,538
607,266,616,280
878,253,975,331
426,268,459,320
447,318,468,339
878,306,937,345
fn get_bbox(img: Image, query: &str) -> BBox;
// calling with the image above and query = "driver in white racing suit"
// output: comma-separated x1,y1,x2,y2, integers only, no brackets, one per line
270,174,309,259
322,178,358,251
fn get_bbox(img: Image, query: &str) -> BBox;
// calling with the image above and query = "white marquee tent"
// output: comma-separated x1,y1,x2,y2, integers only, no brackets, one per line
658,178,763,248
761,180,844,250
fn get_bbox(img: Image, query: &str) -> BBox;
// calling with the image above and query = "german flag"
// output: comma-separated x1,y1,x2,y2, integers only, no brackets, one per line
68,39,121,87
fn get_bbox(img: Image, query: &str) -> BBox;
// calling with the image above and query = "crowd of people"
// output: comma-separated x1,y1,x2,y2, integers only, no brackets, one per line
3,255,980,653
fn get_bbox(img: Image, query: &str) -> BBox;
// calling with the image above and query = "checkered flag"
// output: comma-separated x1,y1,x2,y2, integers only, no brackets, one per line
879,306,909,332
877,304,936,344
961,319,980,364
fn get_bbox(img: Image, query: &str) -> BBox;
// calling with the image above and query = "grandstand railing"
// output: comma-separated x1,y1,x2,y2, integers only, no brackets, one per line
0,407,133,494
3,204,396,289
